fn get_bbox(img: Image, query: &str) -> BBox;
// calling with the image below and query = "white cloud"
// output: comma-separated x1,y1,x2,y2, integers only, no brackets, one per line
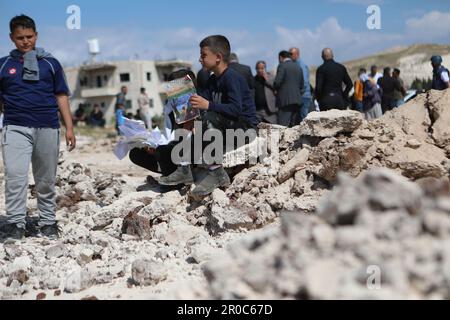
405,11,450,40
274,17,402,66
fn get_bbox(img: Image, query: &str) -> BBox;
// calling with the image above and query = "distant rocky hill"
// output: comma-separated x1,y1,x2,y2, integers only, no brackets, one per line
309,44,450,88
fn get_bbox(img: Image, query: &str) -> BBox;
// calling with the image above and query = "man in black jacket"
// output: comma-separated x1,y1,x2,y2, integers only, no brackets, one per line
228,53,255,98
315,48,353,111
274,50,304,127
378,67,405,114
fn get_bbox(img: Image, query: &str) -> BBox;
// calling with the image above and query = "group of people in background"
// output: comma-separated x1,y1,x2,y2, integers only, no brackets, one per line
72,103,106,127
196,49,449,128
353,65,407,120
73,84,153,135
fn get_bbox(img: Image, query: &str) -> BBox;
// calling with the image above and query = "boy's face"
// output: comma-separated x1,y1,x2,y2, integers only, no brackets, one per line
10,27,38,54
199,46,220,70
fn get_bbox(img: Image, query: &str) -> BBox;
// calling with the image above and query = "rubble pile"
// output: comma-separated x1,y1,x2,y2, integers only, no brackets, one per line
202,169,450,299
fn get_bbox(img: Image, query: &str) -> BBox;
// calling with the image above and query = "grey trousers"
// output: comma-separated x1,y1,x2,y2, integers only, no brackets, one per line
1,125,60,229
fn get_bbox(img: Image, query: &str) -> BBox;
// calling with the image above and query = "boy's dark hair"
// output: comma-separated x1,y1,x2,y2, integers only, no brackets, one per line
140,87,146,93
10,14,36,33
393,68,400,75
199,35,231,64
279,51,291,59
168,69,197,88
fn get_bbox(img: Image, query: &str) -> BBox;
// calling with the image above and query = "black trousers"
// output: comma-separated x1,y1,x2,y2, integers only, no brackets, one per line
278,104,300,128
319,92,347,111
381,97,396,114
129,142,178,177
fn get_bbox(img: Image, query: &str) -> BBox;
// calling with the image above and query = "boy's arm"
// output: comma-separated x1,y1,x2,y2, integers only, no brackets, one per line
190,79,243,118
56,94,76,151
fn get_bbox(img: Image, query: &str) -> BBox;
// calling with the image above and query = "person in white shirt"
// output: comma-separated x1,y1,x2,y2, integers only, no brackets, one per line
368,65,383,86
138,87,152,129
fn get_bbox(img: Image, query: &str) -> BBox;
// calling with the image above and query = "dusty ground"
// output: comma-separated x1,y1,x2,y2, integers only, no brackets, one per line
0,130,283,300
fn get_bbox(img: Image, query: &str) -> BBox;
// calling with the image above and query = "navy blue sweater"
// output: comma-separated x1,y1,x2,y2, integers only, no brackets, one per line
0,54,70,128
199,67,258,127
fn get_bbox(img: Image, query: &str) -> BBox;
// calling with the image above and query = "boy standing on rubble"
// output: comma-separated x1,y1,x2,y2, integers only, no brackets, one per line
0,15,76,240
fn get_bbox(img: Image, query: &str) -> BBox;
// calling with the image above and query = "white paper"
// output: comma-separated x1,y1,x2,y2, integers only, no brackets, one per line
113,117,171,160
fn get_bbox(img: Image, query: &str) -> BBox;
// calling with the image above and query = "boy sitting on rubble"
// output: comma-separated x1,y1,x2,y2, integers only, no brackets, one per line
158,35,259,197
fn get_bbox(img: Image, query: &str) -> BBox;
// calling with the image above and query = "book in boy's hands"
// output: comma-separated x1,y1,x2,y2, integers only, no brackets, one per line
162,75,200,124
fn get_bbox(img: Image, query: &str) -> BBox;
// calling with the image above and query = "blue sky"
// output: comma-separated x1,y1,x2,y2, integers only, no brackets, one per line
1,0,449,70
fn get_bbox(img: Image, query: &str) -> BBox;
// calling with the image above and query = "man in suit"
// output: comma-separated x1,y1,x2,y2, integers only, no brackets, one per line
315,48,353,111
274,50,304,127
229,53,255,98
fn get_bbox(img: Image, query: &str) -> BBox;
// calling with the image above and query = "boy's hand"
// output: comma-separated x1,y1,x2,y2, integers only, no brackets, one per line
66,129,76,152
190,94,209,110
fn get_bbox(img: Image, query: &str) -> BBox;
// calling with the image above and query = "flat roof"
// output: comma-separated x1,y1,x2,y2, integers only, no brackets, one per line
79,63,117,71
155,60,192,68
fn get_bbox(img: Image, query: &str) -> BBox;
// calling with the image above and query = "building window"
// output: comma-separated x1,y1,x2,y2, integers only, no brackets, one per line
125,100,132,110
120,73,130,82
146,72,152,82
96,76,103,88
149,99,154,108
80,77,88,87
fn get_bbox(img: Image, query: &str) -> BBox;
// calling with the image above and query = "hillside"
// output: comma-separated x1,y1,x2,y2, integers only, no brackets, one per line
309,44,450,88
